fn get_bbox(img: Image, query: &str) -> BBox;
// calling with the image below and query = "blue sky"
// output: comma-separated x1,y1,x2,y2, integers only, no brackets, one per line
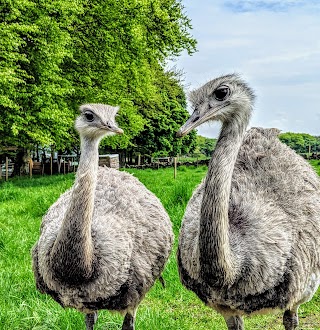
170,0,320,138
225,0,320,13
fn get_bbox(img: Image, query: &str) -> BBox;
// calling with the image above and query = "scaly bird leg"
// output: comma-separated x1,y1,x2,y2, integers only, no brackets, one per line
224,315,244,330
85,311,98,330
283,308,299,330
122,307,137,330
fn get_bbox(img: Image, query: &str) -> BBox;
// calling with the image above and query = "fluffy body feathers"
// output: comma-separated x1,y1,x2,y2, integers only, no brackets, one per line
32,104,173,330
177,75,320,329
179,128,320,313
33,167,173,313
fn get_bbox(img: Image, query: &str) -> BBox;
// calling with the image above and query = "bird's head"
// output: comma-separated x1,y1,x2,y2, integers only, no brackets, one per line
177,74,255,137
75,103,123,140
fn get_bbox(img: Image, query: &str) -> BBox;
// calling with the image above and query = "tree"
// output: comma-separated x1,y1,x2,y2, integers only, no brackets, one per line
130,68,196,158
0,0,83,149
0,0,196,154
194,135,217,157
58,0,196,151
279,132,319,154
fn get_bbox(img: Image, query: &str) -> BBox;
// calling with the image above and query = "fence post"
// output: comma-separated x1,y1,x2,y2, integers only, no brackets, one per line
58,156,61,174
174,157,177,179
138,154,141,166
5,157,9,181
50,156,53,175
309,144,311,159
29,161,32,178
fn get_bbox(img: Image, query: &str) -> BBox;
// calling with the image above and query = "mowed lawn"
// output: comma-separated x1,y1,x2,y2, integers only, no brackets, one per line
0,165,319,330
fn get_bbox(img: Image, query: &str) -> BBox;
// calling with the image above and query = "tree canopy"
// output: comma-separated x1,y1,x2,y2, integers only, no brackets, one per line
194,135,217,157
0,0,196,156
130,69,197,157
279,132,320,154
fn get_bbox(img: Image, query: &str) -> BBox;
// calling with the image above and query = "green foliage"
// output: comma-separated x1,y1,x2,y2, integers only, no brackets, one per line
132,69,196,157
0,0,196,152
195,135,217,157
279,132,320,154
309,159,320,176
0,0,82,148
1,168,319,329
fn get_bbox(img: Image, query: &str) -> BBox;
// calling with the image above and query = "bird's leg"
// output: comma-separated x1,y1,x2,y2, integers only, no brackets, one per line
122,307,137,330
85,311,98,330
224,315,244,330
283,308,299,330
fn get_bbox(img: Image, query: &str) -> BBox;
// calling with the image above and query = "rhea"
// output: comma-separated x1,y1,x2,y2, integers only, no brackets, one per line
32,104,173,330
176,74,320,330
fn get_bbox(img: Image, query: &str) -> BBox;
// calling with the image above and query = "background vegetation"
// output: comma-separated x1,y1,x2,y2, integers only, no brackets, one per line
279,132,320,155
2,0,320,165
0,0,196,157
0,166,319,329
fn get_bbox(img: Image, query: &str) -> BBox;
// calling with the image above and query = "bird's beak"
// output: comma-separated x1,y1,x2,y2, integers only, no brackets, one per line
112,127,124,135
176,111,202,138
177,102,230,137
105,123,124,135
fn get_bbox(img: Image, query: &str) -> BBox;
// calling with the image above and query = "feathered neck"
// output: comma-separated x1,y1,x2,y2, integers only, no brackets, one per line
199,111,250,286
49,136,99,284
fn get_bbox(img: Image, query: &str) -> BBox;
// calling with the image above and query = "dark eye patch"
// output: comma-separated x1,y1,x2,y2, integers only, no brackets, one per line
213,86,230,101
84,111,94,122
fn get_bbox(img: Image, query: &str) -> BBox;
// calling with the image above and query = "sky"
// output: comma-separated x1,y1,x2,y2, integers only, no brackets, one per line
170,0,320,138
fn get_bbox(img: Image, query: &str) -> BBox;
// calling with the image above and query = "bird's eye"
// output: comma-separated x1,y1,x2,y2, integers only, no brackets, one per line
84,111,94,122
213,86,230,101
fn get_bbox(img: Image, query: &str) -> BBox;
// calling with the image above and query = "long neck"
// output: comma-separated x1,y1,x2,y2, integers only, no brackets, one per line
50,136,99,284
199,113,249,286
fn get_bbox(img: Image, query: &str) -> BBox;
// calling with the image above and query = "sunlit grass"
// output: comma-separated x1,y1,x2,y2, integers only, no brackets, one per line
0,164,319,329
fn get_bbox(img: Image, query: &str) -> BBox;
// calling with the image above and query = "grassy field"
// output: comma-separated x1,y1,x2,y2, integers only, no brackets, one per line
0,165,319,330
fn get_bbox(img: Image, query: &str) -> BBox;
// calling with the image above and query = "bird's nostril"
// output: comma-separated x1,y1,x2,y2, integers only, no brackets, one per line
192,115,200,123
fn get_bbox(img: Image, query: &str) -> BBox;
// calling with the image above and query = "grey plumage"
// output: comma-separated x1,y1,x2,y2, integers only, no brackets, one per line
176,74,320,330
32,104,173,330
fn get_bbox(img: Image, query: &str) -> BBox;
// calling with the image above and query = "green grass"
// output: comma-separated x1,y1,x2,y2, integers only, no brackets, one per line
0,165,319,330
309,159,320,176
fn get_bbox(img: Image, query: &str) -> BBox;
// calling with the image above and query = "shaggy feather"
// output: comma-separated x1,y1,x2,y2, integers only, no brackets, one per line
177,74,320,329
32,104,173,329
33,167,173,312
